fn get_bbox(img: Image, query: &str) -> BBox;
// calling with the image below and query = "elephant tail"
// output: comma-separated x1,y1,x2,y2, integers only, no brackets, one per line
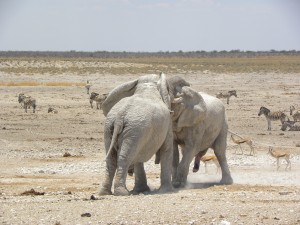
105,117,123,161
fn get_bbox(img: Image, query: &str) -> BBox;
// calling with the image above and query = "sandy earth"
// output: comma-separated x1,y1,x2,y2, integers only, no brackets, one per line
0,62,300,225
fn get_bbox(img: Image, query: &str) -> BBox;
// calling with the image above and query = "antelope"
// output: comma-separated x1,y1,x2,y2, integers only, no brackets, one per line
268,146,291,171
89,92,108,110
193,154,220,174
230,134,255,156
216,90,237,104
281,120,300,131
290,105,300,121
18,93,36,113
85,80,92,94
258,106,287,130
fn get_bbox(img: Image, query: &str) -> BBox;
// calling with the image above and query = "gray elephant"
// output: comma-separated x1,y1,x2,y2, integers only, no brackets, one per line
168,76,233,188
99,73,173,196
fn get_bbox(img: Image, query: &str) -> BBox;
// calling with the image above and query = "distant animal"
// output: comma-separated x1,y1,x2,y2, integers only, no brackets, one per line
258,106,287,130
48,107,58,114
290,105,300,121
18,93,36,113
18,93,30,108
89,92,108,109
216,90,237,104
85,80,92,94
230,134,255,156
268,146,291,171
281,120,300,131
192,154,220,174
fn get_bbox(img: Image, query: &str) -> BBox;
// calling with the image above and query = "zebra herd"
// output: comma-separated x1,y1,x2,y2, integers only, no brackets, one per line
215,89,299,131
258,106,300,131
18,87,108,114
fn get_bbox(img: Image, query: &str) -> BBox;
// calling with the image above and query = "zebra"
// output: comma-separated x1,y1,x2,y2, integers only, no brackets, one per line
85,80,92,94
216,90,237,104
18,93,30,108
258,106,287,130
281,120,300,131
89,92,108,110
18,93,36,113
290,105,300,121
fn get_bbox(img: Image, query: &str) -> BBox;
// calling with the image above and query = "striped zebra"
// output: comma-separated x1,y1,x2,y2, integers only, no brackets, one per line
18,93,36,113
281,120,300,131
258,106,287,130
216,90,237,104
290,105,300,121
89,92,108,110
18,93,30,108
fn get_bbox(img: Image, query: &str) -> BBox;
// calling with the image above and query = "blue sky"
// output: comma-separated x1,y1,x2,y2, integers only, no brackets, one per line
0,0,299,51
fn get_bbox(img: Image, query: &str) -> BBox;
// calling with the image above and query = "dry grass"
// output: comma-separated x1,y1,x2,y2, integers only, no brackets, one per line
0,81,85,87
1,55,300,75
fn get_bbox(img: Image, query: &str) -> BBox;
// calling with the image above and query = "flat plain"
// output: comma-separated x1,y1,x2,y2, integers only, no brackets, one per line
0,56,300,225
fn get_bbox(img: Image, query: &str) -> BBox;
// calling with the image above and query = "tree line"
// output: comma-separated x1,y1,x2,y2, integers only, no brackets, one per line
0,50,299,58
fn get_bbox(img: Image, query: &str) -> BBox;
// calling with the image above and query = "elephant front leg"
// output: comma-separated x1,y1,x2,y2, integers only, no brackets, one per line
213,127,233,185
172,141,179,181
173,146,195,188
132,162,150,194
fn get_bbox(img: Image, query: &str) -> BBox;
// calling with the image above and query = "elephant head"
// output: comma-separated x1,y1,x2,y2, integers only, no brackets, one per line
102,73,170,116
171,86,207,132
167,76,191,102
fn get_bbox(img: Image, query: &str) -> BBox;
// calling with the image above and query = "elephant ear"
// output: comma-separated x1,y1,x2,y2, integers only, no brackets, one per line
173,87,207,128
157,73,171,109
101,79,138,116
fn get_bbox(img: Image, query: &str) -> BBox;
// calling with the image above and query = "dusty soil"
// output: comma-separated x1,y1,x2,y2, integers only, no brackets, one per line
0,62,300,225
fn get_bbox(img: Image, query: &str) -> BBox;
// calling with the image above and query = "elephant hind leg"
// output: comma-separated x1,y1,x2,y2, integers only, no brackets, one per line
99,153,117,195
212,127,233,185
132,162,150,194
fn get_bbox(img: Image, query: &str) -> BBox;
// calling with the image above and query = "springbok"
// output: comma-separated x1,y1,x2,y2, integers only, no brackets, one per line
193,154,220,174
268,146,291,171
230,134,255,156
85,80,92,94
258,106,287,130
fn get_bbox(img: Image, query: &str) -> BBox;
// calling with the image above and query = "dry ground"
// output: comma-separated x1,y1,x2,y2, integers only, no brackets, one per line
0,59,300,225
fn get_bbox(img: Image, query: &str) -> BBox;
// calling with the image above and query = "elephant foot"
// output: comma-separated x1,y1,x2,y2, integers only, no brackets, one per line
158,184,173,194
99,187,112,196
172,180,185,189
220,175,233,185
132,185,150,195
114,186,130,196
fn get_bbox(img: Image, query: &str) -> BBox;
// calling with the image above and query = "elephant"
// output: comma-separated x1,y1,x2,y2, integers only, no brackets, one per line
99,73,174,196
167,76,233,188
